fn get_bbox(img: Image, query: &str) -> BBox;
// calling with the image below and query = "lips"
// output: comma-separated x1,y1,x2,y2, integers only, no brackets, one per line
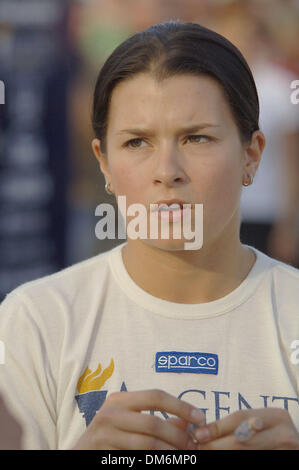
150,199,190,212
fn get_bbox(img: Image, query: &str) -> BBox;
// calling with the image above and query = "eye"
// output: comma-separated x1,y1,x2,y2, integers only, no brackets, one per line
186,135,211,144
124,138,145,149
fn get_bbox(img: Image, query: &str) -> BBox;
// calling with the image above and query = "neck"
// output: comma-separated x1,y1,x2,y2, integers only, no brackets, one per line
121,224,256,305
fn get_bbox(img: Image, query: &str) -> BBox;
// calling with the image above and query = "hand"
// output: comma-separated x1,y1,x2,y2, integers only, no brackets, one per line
193,408,299,450
72,389,205,450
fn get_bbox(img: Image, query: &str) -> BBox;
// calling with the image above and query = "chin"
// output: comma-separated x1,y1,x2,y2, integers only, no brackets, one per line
139,237,196,252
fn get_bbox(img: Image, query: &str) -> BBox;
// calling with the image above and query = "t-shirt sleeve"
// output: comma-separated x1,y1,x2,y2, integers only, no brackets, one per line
0,291,57,449
274,265,299,399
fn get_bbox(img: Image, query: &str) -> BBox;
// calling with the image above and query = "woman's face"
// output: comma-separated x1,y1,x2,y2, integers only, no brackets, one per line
93,72,264,251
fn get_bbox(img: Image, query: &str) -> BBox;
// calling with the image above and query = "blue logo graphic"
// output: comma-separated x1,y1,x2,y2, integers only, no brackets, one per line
155,351,218,375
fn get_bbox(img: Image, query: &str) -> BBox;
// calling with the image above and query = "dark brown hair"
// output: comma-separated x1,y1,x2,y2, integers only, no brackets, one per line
92,20,260,153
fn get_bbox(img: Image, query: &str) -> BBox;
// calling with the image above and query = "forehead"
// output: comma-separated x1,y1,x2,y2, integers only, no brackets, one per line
107,73,233,131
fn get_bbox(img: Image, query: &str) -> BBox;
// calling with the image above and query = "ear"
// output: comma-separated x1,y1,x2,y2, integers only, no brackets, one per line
92,138,111,183
242,130,266,178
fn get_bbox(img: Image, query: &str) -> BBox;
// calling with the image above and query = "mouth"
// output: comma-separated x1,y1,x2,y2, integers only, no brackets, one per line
150,199,191,211
150,199,193,222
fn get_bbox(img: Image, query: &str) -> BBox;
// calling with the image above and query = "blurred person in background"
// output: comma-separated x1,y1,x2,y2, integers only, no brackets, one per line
66,0,132,264
209,0,299,267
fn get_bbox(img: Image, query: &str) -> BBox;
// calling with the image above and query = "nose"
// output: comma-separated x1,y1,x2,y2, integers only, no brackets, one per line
152,143,187,188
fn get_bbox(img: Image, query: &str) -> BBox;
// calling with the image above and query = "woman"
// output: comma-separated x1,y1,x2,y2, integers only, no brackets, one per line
0,20,298,451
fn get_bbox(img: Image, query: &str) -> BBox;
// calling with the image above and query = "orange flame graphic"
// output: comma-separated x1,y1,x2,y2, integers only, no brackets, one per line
77,359,114,394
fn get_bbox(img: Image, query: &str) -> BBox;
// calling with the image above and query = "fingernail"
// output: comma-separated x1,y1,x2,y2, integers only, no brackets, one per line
253,417,263,430
195,426,210,442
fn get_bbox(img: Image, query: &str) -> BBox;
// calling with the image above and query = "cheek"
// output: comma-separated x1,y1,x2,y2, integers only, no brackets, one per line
109,161,145,202
198,149,243,222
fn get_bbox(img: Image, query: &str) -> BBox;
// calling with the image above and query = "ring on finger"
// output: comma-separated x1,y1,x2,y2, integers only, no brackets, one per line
234,417,263,442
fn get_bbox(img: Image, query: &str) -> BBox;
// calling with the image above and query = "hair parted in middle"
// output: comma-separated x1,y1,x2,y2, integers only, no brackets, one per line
92,20,260,154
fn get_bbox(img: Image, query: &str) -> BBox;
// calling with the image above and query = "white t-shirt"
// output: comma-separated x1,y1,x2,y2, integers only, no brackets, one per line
0,241,298,449
240,61,299,223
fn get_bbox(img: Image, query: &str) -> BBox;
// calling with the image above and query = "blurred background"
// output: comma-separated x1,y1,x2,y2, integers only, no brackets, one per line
0,0,298,302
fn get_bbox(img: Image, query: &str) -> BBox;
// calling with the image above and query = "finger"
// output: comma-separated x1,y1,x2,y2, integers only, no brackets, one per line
201,425,291,450
107,390,205,425
234,417,263,442
200,434,252,450
168,417,190,431
196,409,299,450
168,418,209,450
167,417,204,447
194,408,277,443
168,417,202,446
99,426,179,450
107,408,198,450
199,418,264,450
238,426,289,450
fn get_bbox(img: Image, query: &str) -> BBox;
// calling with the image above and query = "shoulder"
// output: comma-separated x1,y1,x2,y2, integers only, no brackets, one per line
0,244,123,326
261,249,299,290
249,246,299,305
271,260,299,313
270,257,299,289
259,251,299,323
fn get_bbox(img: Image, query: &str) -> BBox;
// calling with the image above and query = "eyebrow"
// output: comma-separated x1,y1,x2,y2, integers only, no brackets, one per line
116,123,220,136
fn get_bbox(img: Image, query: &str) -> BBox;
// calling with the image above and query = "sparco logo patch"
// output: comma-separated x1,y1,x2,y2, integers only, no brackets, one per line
155,351,218,374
